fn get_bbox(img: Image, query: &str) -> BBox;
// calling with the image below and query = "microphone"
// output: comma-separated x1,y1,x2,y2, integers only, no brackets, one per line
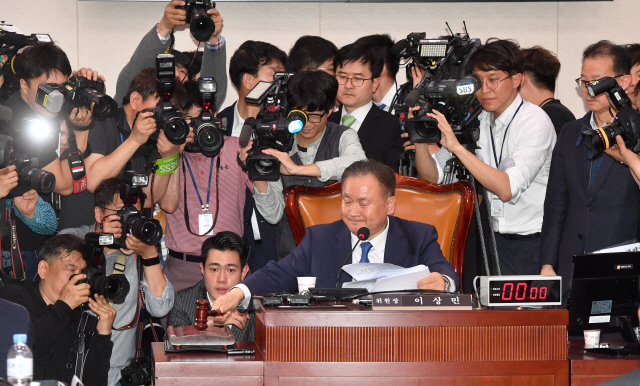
0,33,27,48
335,227,370,288
404,89,421,107
390,39,410,57
238,118,254,148
0,105,13,122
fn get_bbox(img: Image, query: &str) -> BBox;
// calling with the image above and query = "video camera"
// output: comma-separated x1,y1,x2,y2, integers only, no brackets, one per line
112,171,163,249
73,232,130,304
0,132,56,196
185,77,227,157
35,76,118,119
393,24,482,147
143,54,189,145
581,76,640,158
177,0,216,42
241,72,307,181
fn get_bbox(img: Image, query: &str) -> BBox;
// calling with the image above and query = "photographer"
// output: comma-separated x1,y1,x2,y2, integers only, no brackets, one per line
540,41,636,303
625,44,640,109
0,234,115,386
114,0,227,107
158,83,253,293
59,68,185,229
414,39,556,275
242,71,366,260
60,177,174,386
218,40,287,271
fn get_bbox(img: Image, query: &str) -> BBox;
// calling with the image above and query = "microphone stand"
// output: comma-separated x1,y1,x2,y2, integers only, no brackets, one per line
336,239,363,288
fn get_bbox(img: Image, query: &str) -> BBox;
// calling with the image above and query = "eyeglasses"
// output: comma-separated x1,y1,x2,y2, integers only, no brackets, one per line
575,75,623,90
480,75,512,91
335,75,373,87
97,206,121,213
305,112,326,123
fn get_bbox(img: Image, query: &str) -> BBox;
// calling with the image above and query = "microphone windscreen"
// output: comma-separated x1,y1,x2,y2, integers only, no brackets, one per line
391,39,410,57
404,89,421,107
0,105,12,122
238,121,253,148
0,33,27,47
357,227,370,241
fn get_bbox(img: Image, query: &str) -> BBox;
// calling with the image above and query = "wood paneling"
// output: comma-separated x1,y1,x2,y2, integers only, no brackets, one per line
569,339,640,386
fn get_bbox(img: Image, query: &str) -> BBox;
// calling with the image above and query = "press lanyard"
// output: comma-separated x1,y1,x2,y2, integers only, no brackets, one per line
184,155,214,213
489,101,523,167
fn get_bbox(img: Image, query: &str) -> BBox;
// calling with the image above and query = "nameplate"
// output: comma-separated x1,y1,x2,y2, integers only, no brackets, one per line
372,293,473,311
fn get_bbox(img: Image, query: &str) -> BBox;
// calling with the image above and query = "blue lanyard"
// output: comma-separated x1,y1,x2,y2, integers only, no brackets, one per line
183,155,214,213
489,101,523,167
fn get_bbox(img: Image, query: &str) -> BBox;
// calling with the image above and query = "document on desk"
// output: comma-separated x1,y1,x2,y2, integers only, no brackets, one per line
341,263,431,293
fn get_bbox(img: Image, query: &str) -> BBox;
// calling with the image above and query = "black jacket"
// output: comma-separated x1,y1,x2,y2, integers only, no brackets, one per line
540,112,640,299
328,104,404,171
0,281,112,386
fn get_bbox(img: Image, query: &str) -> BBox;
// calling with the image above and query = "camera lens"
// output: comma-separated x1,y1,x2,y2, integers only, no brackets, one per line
79,89,118,119
97,274,130,304
130,217,163,246
415,120,440,139
255,159,276,176
196,124,224,157
189,11,215,42
19,165,56,195
163,117,189,145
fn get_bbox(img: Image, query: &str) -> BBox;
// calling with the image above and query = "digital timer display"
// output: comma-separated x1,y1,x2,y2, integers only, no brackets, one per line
479,276,563,307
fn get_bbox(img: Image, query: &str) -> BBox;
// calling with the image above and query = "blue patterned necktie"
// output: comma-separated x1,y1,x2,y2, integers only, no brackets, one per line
359,242,373,263
378,103,386,110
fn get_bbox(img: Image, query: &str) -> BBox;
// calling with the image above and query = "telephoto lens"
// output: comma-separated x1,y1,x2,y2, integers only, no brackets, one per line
129,216,163,246
10,156,56,196
78,88,117,119
75,266,130,304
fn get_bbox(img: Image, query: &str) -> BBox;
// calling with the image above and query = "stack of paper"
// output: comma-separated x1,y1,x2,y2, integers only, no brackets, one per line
341,263,431,293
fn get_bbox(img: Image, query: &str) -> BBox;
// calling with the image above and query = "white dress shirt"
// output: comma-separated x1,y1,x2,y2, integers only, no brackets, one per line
340,101,373,132
473,94,556,235
374,82,398,114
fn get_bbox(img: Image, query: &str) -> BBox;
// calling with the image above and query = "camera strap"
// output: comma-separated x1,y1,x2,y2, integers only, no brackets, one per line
489,101,523,167
112,255,145,331
66,310,97,381
61,149,88,194
6,202,24,280
184,155,214,213
182,154,221,236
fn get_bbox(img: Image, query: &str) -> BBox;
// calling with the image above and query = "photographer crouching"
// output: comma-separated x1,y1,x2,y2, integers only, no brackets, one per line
0,234,116,385
60,177,174,386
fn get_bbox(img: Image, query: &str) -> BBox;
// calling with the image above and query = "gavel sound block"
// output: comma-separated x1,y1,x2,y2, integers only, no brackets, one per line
166,299,235,349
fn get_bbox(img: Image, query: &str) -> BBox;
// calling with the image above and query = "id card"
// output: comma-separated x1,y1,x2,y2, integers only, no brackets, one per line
491,194,504,217
199,213,214,235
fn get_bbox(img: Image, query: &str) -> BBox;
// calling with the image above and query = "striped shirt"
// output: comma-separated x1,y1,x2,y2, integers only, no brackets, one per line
165,136,253,255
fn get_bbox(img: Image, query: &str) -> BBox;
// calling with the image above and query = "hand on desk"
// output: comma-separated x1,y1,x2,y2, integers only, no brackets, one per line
207,309,250,330
417,272,446,291
211,287,245,314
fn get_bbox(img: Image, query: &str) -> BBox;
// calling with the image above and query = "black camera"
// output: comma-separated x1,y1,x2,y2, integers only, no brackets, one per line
582,76,640,158
405,75,482,145
72,232,130,304
185,77,226,157
143,54,189,145
113,171,163,249
177,0,216,42
0,133,56,196
242,72,305,181
35,76,118,119
120,357,153,386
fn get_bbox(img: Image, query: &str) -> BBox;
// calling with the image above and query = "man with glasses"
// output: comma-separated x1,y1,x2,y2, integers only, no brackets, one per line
328,42,404,171
240,71,366,260
217,40,287,272
540,41,636,304
413,39,556,276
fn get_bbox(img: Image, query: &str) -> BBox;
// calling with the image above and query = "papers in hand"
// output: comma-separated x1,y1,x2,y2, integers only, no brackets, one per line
341,263,431,293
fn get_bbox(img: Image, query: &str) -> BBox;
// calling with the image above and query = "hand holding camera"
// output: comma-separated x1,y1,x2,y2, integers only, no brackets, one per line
120,233,157,260
67,66,106,128
12,189,38,218
102,214,123,239
0,165,18,198
60,273,91,310
88,294,117,335
159,0,188,35
131,111,157,147
157,129,182,159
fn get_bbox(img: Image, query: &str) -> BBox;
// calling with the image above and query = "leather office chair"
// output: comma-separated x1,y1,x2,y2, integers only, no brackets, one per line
284,173,475,283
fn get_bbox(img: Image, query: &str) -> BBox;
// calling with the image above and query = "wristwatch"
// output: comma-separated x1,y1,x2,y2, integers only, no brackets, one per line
141,255,161,267
442,275,452,292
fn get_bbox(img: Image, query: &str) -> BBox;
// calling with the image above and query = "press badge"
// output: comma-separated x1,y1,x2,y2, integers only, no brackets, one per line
491,194,504,217
199,213,214,235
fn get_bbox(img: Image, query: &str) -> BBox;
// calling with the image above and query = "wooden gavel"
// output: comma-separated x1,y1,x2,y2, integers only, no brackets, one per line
195,299,223,330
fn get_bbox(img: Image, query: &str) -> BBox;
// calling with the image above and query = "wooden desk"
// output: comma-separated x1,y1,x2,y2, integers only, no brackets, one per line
254,303,569,386
569,339,640,386
152,341,264,386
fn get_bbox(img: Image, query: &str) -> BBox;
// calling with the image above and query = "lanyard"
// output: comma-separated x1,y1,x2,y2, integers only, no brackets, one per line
489,101,523,167
184,155,214,213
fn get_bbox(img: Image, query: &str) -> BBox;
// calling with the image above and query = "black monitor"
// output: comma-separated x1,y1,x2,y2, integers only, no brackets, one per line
569,252,640,355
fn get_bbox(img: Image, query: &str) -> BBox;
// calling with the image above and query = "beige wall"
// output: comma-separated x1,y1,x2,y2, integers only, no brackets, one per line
1,0,637,115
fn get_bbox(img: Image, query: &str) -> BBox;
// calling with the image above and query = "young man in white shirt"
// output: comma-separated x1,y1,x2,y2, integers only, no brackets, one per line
414,39,556,275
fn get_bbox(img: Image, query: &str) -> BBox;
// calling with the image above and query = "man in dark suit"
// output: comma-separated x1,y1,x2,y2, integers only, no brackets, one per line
211,160,458,312
217,41,288,273
328,43,404,171
540,41,637,303
167,232,254,341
